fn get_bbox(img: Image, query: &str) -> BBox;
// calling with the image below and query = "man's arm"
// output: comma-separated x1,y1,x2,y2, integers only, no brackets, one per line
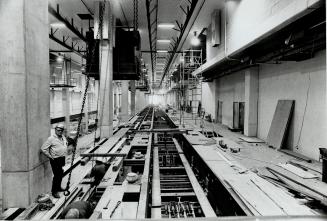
40,137,53,159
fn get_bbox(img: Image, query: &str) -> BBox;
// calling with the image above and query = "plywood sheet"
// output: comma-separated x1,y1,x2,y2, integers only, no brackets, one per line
267,100,294,149
227,178,286,215
249,175,314,215
278,163,318,179
239,136,265,143
268,166,327,198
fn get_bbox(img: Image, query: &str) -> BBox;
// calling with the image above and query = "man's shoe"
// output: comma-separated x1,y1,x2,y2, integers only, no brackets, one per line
52,192,60,198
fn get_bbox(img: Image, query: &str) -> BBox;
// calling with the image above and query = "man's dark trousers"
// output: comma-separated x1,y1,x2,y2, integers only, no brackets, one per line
50,157,65,193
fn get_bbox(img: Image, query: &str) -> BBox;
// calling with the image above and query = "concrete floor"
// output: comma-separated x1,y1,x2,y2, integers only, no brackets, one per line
171,111,322,173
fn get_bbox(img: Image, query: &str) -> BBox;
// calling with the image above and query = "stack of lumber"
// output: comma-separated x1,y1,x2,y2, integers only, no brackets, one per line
188,141,316,216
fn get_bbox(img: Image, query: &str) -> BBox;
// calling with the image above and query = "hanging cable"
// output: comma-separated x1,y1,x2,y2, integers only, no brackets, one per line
64,0,106,197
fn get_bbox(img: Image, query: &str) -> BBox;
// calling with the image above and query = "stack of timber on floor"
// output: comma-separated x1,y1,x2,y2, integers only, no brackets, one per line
266,166,327,205
183,133,316,216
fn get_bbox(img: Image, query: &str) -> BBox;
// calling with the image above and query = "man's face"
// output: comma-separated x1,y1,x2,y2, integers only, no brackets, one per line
55,128,64,137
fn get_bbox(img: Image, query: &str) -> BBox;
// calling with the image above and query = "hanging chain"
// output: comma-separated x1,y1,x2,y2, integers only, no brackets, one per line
133,0,138,30
64,0,106,196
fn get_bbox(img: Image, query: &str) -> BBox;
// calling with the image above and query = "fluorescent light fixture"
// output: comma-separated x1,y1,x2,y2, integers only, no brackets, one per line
56,56,64,62
50,22,66,28
191,37,200,46
157,39,171,43
191,31,200,46
158,23,174,28
157,50,168,53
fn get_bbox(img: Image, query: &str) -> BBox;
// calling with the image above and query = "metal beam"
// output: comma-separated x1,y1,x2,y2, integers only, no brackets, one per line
49,33,87,58
159,0,205,87
49,5,87,42
80,153,127,157
80,0,94,16
145,0,159,88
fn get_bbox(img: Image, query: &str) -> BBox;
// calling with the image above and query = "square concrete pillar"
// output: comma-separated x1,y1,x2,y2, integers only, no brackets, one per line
62,88,71,135
244,66,259,136
0,0,52,208
130,80,136,115
120,81,130,122
99,41,113,138
97,1,114,138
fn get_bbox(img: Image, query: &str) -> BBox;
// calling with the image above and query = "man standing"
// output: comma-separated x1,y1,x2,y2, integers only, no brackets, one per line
41,123,69,198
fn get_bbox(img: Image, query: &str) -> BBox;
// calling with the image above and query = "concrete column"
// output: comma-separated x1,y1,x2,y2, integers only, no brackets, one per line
130,80,136,115
0,0,52,208
113,83,116,115
62,88,71,135
116,83,120,114
244,66,259,136
84,91,89,134
120,81,129,121
97,1,114,138
99,41,113,137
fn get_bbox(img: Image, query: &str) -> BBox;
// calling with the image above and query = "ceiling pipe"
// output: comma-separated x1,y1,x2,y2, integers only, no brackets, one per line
159,0,205,87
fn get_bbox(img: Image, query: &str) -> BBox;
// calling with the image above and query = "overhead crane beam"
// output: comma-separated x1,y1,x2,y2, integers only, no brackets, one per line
48,5,87,42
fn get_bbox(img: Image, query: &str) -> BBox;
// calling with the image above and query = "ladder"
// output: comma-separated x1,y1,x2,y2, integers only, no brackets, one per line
181,49,203,124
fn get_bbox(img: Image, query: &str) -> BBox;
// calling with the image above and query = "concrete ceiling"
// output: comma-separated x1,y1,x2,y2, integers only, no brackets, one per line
48,0,224,87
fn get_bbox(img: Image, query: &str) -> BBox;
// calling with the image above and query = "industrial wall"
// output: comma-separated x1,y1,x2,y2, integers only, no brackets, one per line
258,50,326,160
201,81,216,119
201,50,326,160
216,72,245,127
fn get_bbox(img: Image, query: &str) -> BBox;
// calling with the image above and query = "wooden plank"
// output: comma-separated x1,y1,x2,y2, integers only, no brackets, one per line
95,128,129,154
278,163,318,179
173,138,216,218
136,135,152,219
15,204,39,220
125,184,140,193
64,137,107,171
267,166,327,198
249,175,314,215
99,185,126,219
36,187,81,220
227,179,286,215
98,145,132,188
0,208,22,220
280,149,313,163
191,139,315,216
267,169,325,202
289,160,322,174
267,100,294,149
160,192,196,197
120,202,138,219
80,153,127,157
151,146,162,218
239,136,265,143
